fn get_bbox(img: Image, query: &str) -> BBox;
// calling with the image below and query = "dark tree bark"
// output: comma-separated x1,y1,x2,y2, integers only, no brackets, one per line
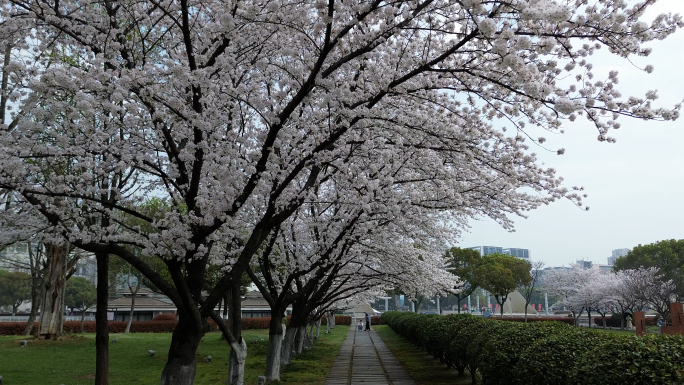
227,278,245,385
39,242,70,339
160,310,204,385
95,252,110,385
124,267,141,333
264,313,284,381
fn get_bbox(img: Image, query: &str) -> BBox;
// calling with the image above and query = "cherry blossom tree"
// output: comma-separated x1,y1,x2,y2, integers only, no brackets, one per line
248,187,459,380
519,260,544,322
544,264,599,325
575,270,614,327
621,267,677,319
0,1,682,384
584,272,620,328
611,269,646,329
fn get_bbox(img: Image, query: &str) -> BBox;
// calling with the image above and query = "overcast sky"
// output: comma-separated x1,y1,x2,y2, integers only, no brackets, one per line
458,0,684,267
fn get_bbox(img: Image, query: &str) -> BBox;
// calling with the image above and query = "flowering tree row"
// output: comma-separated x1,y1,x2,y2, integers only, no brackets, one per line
544,265,677,327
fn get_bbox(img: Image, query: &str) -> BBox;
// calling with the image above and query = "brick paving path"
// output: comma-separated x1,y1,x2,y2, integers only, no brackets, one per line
324,326,416,385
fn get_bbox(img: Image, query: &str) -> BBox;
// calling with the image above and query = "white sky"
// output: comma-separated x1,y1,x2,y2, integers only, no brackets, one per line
458,0,684,267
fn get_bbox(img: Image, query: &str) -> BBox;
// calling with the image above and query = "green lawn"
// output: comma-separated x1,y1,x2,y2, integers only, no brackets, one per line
373,325,469,385
0,325,349,385
592,326,661,336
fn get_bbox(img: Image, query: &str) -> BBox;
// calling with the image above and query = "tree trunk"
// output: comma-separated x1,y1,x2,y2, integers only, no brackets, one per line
307,321,314,339
315,319,321,338
264,316,284,381
24,242,44,336
58,282,67,335
295,325,306,354
281,324,297,365
228,338,248,385
160,311,204,385
124,287,139,333
0,42,12,125
225,278,245,384
524,302,529,323
304,323,313,349
587,309,592,327
39,242,69,339
23,285,41,335
95,252,110,385
325,313,332,334
80,305,87,333
222,293,229,319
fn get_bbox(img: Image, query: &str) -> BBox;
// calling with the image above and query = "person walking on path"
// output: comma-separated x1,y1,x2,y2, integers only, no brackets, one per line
364,312,371,331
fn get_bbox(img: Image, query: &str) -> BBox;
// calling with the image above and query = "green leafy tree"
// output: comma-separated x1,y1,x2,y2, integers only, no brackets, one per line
0,269,32,315
613,239,684,298
444,247,483,313
65,276,97,333
476,253,532,317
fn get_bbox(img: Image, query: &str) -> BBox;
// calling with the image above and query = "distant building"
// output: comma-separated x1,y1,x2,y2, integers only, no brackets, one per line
0,242,33,273
575,260,613,273
503,248,530,260
468,246,503,255
106,288,176,322
468,246,530,260
73,254,98,285
608,248,630,265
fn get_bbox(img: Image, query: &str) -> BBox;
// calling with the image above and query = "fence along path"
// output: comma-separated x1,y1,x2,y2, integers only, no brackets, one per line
325,325,416,385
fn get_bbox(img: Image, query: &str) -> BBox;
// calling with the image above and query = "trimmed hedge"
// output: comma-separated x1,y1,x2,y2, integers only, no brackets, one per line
489,316,575,325
382,311,684,385
325,315,351,325
152,313,177,321
240,317,271,330
284,314,351,326
0,322,29,335
593,315,658,327
0,321,180,335
0,314,353,336
0,317,273,336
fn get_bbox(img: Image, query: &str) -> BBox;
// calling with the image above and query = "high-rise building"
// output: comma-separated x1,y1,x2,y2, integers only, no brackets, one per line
503,248,530,260
468,246,503,255
468,246,530,260
608,248,630,265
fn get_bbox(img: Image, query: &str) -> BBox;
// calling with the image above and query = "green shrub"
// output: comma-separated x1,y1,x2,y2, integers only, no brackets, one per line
479,321,573,385
384,311,684,385
512,327,606,385
577,334,684,384
416,314,449,362
445,314,486,376
152,313,177,321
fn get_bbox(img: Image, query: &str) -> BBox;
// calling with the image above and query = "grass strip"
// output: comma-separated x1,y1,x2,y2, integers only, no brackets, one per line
373,325,470,385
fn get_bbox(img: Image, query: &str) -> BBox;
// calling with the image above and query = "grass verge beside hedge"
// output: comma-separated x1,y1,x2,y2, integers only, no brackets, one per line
374,325,469,385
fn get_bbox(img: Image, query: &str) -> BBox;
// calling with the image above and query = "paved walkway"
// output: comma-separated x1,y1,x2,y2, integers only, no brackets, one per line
324,326,417,385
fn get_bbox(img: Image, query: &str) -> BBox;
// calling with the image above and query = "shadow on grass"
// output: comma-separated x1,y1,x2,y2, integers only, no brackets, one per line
374,325,471,385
